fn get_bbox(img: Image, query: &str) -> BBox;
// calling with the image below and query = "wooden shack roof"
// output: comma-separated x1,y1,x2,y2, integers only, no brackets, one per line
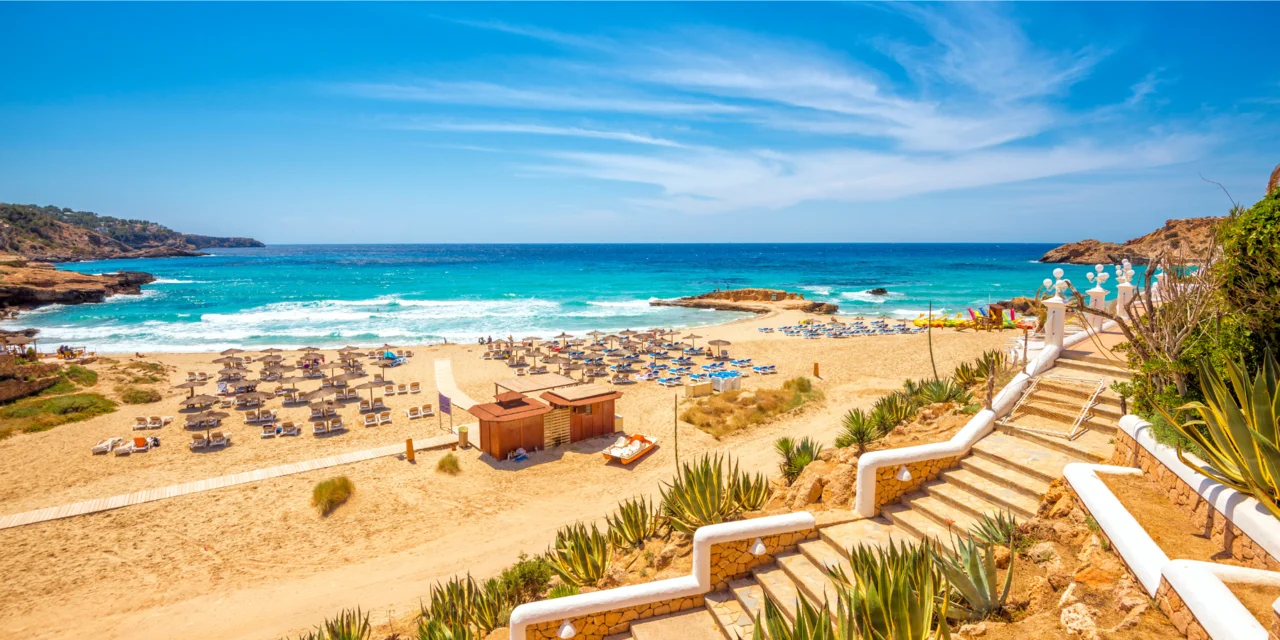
541,383,623,408
467,393,552,422
495,373,578,395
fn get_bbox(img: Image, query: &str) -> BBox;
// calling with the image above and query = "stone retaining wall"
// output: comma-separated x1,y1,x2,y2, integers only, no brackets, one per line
1154,578,1212,640
1112,429,1280,571
709,528,818,590
873,455,961,511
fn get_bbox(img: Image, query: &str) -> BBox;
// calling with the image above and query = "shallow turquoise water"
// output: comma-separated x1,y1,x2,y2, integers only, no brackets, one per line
3,244,1131,352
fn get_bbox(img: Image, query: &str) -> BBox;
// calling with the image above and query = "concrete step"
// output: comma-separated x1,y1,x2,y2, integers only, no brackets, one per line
1036,378,1122,406
1051,358,1132,380
939,468,1041,519
1059,348,1129,368
798,539,853,580
922,479,1009,521
729,578,767,629
970,431,1079,483
961,455,1050,497
882,503,958,544
704,590,754,640
903,493,982,534
1030,389,1124,420
630,608,724,640
819,516,905,555
777,551,841,609
996,421,1114,463
751,564,806,624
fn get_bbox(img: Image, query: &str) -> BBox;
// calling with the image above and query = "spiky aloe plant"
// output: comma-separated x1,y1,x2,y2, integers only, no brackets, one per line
931,533,1013,621
873,392,917,428
606,496,663,549
835,408,881,453
829,540,952,640
294,608,372,640
969,511,1018,548
546,522,611,587
776,436,824,484
1158,352,1280,519
414,618,475,640
730,463,772,512
547,583,580,599
952,361,982,388
752,590,847,640
423,575,486,633
661,454,740,534
921,378,973,405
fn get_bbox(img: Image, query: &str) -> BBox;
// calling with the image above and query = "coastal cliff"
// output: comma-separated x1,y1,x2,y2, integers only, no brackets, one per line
652,288,838,314
0,202,263,262
0,256,155,309
1040,216,1219,264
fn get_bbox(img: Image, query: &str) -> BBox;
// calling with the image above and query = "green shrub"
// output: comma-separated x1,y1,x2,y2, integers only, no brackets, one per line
64,364,97,387
546,523,611,587
547,583,580,599
1220,190,1280,353
835,408,882,452
437,453,462,476
497,553,553,604
775,436,823,484
681,377,823,438
291,608,371,640
119,386,162,404
920,378,973,405
0,392,116,438
783,376,813,393
312,476,354,516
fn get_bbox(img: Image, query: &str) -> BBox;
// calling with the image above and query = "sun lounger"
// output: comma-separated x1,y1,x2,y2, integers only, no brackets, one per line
309,408,324,420
406,406,422,419
359,399,371,412
148,416,163,428
515,368,526,376
313,421,328,435
364,413,378,427
372,398,387,411
384,384,396,395
130,436,151,453
134,416,149,430
280,421,300,436
92,437,124,454
261,424,278,438
190,433,209,449
378,411,391,425
396,383,408,394
373,373,384,382
409,381,421,393
196,372,208,382
421,403,434,416
209,432,230,447
328,418,345,432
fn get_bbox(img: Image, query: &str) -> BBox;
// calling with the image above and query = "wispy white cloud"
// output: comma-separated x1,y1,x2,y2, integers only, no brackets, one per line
338,80,748,116
1126,69,1165,107
398,121,686,147
433,16,616,52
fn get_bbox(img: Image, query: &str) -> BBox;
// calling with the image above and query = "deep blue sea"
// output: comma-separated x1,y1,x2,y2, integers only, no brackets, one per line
3,244,1124,353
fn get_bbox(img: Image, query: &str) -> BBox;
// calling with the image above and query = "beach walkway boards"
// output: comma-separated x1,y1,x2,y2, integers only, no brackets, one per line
0,433,458,531
434,358,477,410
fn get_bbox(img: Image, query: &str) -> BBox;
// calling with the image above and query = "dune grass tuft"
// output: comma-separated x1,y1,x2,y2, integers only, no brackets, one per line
436,453,462,476
312,476,354,516
119,386,162,404
681,376,823,438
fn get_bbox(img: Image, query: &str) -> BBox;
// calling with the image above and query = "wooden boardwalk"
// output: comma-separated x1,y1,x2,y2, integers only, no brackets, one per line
434,359,477,410
0,432,458,531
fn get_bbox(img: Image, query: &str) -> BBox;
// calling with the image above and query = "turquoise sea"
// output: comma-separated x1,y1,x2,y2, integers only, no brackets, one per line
3,244,1128,353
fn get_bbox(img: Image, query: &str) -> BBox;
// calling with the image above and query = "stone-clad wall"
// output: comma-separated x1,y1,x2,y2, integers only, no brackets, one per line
522,529,817,640
523,595,706,640
1154,579,1211,640
708,529,818,590
873,455,962,511
1111,429,1280,571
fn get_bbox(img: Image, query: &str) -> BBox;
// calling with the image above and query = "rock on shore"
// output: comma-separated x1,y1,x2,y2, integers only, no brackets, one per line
1040,216,1220,264
0,256,154,310
651,288,838,314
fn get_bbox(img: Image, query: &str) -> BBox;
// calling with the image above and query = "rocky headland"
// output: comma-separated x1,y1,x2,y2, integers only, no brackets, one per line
1040,216,1220,265
0,255,155,311
651,288,838,314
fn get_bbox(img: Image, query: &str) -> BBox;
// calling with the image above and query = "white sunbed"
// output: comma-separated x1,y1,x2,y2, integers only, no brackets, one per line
280,422,300,437
406,407,422,420
409,382,421,393
190,433,209,450
92,437,124,454
134,416,149,430
378,411,392,425
312,422,328,436
364,413,378,427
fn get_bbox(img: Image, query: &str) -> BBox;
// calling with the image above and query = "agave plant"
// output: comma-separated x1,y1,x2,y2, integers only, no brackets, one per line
931,533,1014,621
1158,352,1280,519
546,522,611,587
661,454,740,534
295,608,372,640
830,540,951,640
547,583,580,599
776,436,824,484
873,392,918,428
952,361,982,388
414,618,475,640
920,378,973,405
969,511,1018,548
752,590,846,640
835,408,882,453
423,574,505,634
730,464,772,511
606,496,663,549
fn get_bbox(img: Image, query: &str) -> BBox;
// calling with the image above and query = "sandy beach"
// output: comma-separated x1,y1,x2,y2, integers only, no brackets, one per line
0,309,1011,640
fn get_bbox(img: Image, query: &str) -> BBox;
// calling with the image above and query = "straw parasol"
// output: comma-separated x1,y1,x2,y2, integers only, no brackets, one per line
212,356,243,365
682,333,702,348
182,394,218,408
174,379,207,397
707,338,731,358
259,354,284,363
187,410,231,439
219,348,245,356
554,332,573,347
260,347,283,354
353,379,389,402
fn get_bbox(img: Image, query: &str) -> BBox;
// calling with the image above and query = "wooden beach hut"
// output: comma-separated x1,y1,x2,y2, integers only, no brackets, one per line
540,384,623,443
469,391,552,461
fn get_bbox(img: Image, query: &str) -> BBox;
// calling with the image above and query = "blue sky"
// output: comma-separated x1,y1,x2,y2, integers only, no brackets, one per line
1,2,1276,244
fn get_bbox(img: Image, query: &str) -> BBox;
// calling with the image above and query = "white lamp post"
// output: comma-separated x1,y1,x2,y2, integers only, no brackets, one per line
1042,268,1069,349
1114,259,1136,319
1085,264,1110,331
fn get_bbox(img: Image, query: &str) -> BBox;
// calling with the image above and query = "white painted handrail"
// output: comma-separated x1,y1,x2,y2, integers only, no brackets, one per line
853,321,1112,517
1063,463,1168,595
1163,561,1275,640
507,512,816,640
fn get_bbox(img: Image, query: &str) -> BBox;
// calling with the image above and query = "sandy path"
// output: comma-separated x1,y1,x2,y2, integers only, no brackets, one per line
0,310,1011,639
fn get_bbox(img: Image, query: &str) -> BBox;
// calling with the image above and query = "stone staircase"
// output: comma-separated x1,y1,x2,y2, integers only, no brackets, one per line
608,349,1126,640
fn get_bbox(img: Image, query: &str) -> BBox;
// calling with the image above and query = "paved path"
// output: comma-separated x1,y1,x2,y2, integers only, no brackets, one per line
434,358,477,410
0,433,457,531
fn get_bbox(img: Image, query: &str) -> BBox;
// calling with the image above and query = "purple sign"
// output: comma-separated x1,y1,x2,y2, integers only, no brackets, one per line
439,393,452,416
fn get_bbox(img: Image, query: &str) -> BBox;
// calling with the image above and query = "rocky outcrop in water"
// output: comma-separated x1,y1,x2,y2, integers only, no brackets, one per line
1040,217,1220,265
651,288,838,314
0,256,154,310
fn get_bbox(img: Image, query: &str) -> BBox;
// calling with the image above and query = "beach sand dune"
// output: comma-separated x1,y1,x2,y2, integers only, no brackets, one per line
0,310,1010,640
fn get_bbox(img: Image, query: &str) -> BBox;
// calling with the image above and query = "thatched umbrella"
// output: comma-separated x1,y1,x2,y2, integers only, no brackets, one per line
707,339,731,358
562,362,584,380
186,410,231,440
182,394,218,408
219,348,245,356
212,356,243,365
174,379,207,397
260,347,283,354
353,379,388,403
682,333,702,348
554,332,573,347
259,354,284,363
